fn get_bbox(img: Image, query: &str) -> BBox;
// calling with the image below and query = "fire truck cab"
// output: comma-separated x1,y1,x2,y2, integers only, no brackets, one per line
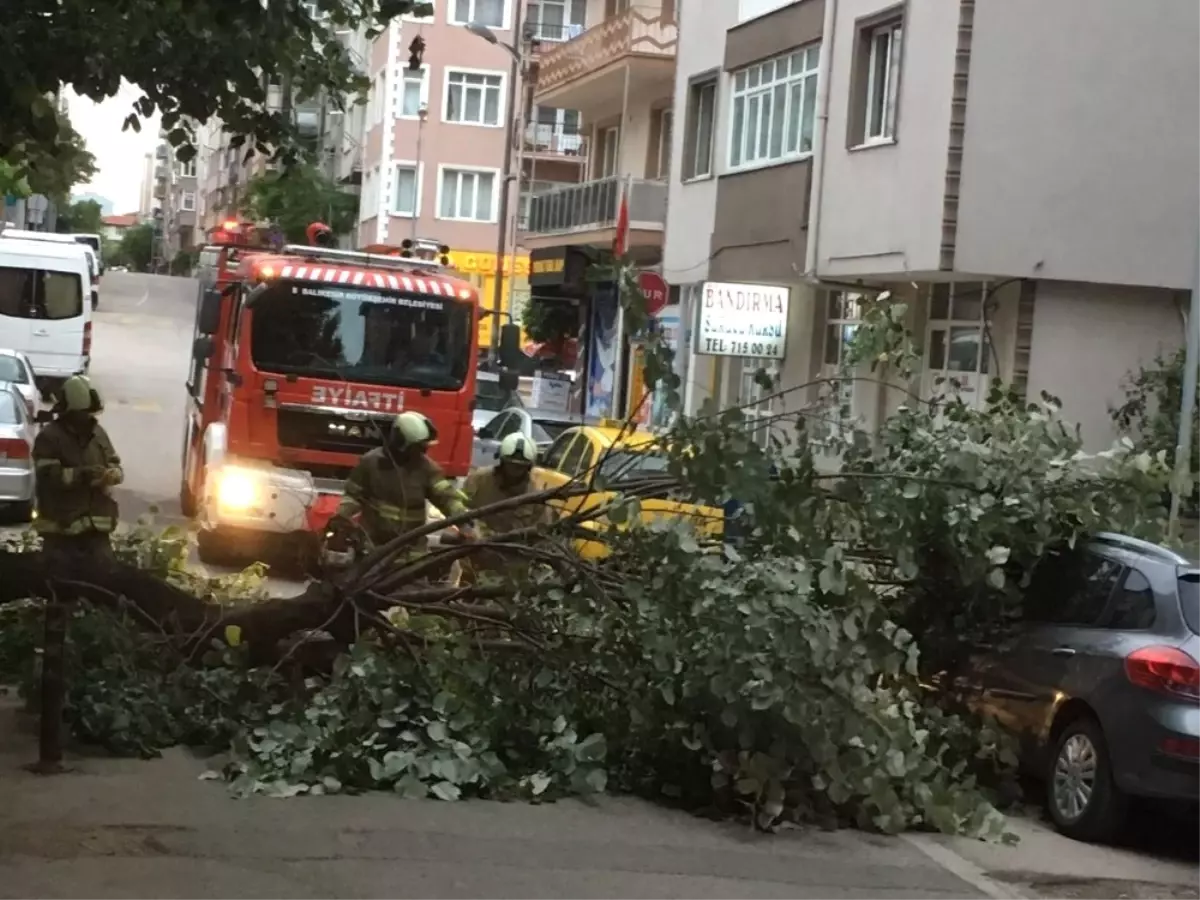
180,236,512,565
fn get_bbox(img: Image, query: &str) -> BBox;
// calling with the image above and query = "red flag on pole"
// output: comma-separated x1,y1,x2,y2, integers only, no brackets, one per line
612,182,629,257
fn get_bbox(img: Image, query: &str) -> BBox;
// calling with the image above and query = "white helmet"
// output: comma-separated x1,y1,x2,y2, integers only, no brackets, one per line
497,432,537,465
392,411,437,447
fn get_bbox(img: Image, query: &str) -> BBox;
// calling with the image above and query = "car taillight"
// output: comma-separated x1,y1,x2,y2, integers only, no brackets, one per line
83,321,92,356
1160,736,1200,760
1125,646,1200,699
0,437,30,460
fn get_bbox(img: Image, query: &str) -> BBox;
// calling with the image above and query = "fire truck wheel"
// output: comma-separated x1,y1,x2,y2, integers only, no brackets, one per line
197,527,240,567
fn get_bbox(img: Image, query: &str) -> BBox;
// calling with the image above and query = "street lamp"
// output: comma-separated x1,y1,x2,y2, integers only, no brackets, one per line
465,12,525,361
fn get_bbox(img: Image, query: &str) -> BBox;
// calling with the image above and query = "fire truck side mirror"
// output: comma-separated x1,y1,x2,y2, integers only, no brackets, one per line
192,335,215,362
198,287,222,334
498,323,522,370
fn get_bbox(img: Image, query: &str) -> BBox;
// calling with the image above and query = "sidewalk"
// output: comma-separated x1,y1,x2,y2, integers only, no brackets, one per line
0,701,982,900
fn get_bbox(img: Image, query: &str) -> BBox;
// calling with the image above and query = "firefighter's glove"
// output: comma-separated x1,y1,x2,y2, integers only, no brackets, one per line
98,467,123,487
78,465,107,487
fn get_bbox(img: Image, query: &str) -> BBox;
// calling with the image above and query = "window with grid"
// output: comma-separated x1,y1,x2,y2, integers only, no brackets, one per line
445,70,504,126
739,359,780,449
451,0,506,28
728,42,820,170
655,108,673,179
177,159,197,178
822,291,864,420
400,67,428,118
926,283,989,379
526,0,585,40
439,168,496,221
864,20,902,142
596,126,619,177
180,191,196,212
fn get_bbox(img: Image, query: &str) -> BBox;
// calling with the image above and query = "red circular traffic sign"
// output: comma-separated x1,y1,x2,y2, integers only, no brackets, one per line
637,271,669,317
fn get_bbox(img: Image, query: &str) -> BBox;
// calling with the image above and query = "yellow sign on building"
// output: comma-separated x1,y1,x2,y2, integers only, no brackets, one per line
446,250,531,349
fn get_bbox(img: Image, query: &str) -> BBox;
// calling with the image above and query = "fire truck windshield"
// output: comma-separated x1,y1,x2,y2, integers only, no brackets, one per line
249,280,472,390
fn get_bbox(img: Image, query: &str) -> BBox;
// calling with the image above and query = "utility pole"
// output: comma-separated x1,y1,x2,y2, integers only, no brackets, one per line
488,0,525,362
1167,231,1200,542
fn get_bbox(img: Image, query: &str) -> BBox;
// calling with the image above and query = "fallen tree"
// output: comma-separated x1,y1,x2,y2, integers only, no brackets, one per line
0,275,1173,838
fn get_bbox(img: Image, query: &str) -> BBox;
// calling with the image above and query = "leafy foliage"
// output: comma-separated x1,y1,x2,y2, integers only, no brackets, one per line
116,223,155,272
0,113,97,201
522,298,580,346
56,199,105,235
240,165,358,243
0,267,1171,840
2,2,432,175
1110,347,1198,487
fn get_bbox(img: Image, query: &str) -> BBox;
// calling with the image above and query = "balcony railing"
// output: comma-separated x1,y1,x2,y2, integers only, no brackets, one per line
523,123,587,158
522,175,667,237
534,7,677,95
525,20,585,45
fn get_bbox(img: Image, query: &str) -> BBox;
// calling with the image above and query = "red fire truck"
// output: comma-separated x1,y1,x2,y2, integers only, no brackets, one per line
180,233,517,565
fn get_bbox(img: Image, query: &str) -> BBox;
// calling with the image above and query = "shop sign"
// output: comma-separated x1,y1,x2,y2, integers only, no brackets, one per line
694,281,789,359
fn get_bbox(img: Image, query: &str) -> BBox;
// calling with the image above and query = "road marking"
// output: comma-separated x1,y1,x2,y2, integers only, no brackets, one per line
136,289,149,306
899,834,1024,900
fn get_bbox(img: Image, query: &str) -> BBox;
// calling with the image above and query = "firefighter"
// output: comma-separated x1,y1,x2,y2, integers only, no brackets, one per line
326,411,474,561
460,433,556,581
32,374,123,564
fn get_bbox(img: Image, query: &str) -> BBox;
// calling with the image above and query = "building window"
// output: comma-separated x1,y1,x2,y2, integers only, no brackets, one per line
822,291,864,417
400,67,429,118
925,282,990,407
371,72,386,126
451,0,507,28
176,159,197,179
526,0,586,41
596,126,619,177
728,42,820,171
444,69,505,126
393,163,421,217
180,191,196,212
682,77,716,180
438,166,498,222
654,108,672,179
849,15,903,146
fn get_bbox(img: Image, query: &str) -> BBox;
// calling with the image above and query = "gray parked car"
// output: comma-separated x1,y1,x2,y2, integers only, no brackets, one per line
471,407,593,471
0,381,36,521
955,532,1199,842
0,348,38,419
473,371,523,434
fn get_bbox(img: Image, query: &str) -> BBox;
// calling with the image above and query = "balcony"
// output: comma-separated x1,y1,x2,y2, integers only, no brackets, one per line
522,123,587,162
532,6,677,114
520,175,667,250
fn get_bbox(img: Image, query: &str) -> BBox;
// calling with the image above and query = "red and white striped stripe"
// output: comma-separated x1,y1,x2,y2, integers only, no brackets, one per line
275,263,469,299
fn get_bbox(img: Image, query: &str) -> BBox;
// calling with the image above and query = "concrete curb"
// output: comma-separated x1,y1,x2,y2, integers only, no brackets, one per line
900,834,1027,900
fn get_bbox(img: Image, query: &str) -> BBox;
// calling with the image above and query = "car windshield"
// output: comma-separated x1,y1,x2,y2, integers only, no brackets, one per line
249,280,473,391
73,236,101,256
0,356,28,384
476,378,514,411
1180,574,1199,636
0,390,20,424
597,449,671,483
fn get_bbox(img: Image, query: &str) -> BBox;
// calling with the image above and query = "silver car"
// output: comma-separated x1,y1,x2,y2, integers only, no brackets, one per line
0,381,35,521
473,371,523,433
0,348,38,420
471,407,593,470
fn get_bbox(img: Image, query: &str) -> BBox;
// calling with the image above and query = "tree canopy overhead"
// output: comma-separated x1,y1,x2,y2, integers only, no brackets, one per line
240,165,359,242
1,0,432,177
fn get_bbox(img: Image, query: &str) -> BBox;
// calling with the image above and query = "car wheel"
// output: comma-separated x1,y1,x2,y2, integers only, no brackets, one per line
7,500,34,524
196,527,239,567
1046,716,1127,842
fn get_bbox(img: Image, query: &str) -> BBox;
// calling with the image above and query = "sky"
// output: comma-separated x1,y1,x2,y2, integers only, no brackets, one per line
66,81,161,215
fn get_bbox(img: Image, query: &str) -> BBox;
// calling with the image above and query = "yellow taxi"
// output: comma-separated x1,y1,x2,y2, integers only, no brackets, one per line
529,422,724,559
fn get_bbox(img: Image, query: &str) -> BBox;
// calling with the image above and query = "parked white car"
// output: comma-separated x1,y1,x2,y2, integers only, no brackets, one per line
0,348,38,419
0,381,35,522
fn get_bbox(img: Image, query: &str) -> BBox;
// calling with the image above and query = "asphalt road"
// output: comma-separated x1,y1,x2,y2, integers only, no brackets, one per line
83,271,307,594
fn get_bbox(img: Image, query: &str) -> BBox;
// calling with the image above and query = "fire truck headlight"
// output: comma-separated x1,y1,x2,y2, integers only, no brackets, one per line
216,469,259,511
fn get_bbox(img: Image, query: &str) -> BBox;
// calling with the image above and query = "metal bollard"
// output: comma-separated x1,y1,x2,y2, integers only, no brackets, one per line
28,592,68,774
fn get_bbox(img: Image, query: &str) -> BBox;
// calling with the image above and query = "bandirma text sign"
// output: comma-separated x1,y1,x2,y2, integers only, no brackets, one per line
695,281,789,358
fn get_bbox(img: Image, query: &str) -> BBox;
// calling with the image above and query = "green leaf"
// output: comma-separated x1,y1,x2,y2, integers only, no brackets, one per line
583,768,608,793
395,774,429,799
431,780,462,801
575,733,607,763
987,567,1006,589
425,721,448,742
529,772,552,796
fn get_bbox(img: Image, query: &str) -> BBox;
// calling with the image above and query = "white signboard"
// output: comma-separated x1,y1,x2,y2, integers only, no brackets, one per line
694,281,789,359
531,372,571,412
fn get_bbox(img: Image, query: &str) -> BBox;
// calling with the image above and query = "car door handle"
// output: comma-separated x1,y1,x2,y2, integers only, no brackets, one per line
32,328,49,336
1051,647,1077,658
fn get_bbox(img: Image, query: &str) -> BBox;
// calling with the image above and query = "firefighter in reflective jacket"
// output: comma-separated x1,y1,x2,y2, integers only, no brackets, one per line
32,374,123,561
460,433,556,581
328,411,472,555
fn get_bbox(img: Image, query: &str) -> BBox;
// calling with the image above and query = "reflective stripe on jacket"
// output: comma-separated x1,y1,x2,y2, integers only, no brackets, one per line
336,448,467,546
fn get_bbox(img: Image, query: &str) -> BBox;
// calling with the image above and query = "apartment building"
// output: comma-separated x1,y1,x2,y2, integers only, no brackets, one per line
517,0,678,416
664,0,1198,451
153,136,198,260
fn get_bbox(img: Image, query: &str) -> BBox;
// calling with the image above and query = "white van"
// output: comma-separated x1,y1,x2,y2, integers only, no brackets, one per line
0,232,93,393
